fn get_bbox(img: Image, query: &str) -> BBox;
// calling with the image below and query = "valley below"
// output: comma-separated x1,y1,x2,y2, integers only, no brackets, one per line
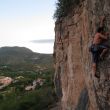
0,47,57,110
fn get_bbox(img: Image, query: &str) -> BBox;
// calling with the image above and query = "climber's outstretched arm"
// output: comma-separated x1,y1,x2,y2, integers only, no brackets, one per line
99,33,108,40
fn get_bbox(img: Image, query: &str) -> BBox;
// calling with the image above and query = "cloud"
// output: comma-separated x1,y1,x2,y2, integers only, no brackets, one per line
31,39,54,43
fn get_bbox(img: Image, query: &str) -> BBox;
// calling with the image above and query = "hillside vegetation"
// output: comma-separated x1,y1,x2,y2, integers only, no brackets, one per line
0,46,57,110
54,0,83,19
0,46,53,66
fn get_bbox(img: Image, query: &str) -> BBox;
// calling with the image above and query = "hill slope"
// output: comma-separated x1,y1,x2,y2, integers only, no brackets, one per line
0,46,53,66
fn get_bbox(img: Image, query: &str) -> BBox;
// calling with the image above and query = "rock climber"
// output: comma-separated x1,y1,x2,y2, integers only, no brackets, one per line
90,16,109,78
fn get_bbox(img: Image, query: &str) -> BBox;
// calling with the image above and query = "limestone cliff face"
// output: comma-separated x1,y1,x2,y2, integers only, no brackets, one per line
54,0,110,110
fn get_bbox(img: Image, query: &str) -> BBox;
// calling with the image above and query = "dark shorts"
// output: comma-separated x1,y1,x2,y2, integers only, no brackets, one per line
90,44,108,63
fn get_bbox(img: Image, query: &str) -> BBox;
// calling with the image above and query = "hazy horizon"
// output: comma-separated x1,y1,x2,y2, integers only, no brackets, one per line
0,0,56,53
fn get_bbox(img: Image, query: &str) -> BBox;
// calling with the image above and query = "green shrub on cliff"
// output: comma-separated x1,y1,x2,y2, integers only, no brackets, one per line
54,0,81,19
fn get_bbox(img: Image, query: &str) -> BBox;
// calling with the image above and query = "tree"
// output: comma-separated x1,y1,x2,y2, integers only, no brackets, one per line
54,0,81,19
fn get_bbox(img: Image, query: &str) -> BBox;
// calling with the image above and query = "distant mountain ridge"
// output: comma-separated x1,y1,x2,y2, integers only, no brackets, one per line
0,46,53,65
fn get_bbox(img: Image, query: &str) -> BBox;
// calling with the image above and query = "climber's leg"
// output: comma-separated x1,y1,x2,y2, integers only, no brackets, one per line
92,63,96,75
92,50,100,78
98,43,109,59
92,63,100,78
100,48,108,59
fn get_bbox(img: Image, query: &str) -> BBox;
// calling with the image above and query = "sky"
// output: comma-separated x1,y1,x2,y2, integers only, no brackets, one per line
0,0,57,53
